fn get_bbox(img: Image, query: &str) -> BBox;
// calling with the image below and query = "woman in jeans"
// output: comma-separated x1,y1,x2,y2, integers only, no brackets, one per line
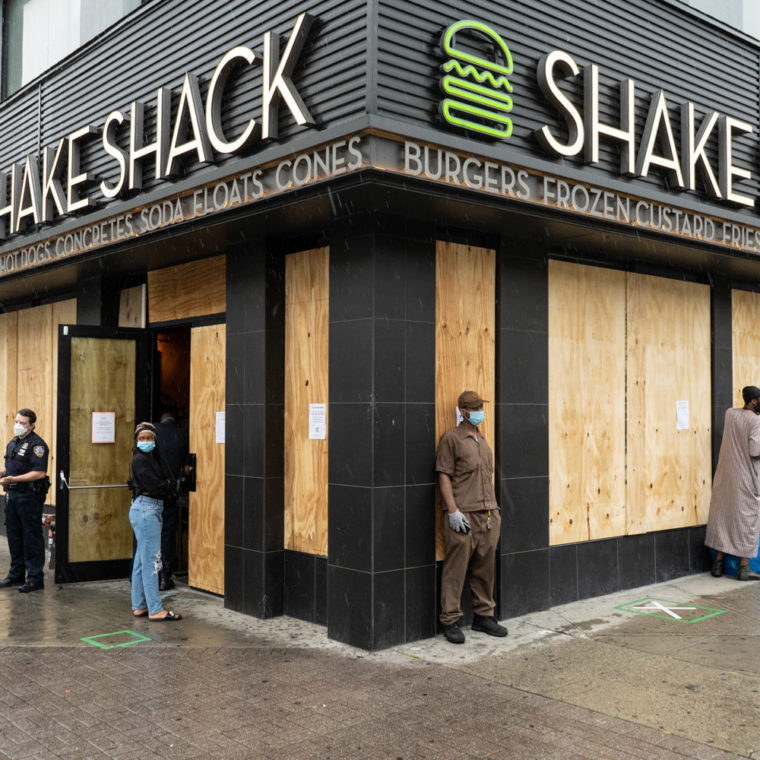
130,421,182,621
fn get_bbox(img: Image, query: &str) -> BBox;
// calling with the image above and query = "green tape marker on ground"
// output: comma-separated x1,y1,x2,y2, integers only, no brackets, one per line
81,630,152,649
615,597,727,622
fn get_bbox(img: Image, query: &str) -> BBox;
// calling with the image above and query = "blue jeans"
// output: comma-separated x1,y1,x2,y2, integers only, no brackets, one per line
129,495,163,615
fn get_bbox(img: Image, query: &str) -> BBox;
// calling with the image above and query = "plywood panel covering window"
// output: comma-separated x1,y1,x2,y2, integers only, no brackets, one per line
189,324,226,594
548,261,626,544
548,264,711,544
435,241,495,560
731,289,760,407
284,248,329,556
148,255,225,323
0,299,76,507
626,273,711,534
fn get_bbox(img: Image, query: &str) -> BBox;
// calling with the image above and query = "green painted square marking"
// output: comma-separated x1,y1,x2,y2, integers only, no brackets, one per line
81,630,152,649
615,597,727,623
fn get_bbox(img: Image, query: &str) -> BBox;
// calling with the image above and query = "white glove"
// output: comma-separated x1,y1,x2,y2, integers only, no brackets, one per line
448,509,471,533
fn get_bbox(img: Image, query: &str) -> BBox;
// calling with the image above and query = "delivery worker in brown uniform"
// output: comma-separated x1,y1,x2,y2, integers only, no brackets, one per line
436,390,508,644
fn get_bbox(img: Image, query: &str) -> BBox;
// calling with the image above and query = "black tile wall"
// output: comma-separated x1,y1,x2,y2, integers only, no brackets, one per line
373,404,405,487
499,549,549,618
329,319,373,403
225,244,285,620
500,477,549,553
498,404,549,479
404,403,436,486
689,525,709,573
327,565,372,649
328,484,372,572
284,550,315,622
617,533,656,590
242,477,263,551
224,545,243,612
373,486,405,572
405,321,435,403
549,544,578,605
499,329,549,404
655,529,691,581
224,475,244,548
374,319,406,402
326,225,437,649
329,404,373,486
315,557,328,626
405,484,435,568
373,570,406,649
405,565,437,642
224,404,244,477
577,539,619,598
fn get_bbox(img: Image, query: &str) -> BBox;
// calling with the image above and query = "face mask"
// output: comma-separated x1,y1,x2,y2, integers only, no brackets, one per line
136,441,155,453
467,410,485,426
13,423,28,437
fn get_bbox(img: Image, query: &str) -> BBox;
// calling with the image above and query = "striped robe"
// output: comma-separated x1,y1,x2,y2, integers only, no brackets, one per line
705,408,760,557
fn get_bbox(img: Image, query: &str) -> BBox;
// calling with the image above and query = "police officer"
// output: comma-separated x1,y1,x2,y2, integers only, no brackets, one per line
0,409,49,593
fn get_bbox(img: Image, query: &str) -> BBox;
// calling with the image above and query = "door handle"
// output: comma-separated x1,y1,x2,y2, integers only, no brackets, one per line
59,471,127,490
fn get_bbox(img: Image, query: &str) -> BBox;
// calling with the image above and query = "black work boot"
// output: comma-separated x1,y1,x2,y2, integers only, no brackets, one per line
443,620,465,644
472,613,508,637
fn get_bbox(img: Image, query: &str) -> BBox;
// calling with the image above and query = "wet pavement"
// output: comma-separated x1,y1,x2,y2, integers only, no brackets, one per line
0,541,758,759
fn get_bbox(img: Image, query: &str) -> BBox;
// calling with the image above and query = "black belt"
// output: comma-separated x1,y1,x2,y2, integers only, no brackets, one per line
7,483,32,491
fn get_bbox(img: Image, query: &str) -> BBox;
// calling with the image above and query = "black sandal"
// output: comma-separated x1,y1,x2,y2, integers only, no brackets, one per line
133,609,148,617
148,610,182,621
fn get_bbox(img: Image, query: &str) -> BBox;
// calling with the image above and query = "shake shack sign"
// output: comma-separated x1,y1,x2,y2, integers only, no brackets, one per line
0,13,315,242
441,20,758,210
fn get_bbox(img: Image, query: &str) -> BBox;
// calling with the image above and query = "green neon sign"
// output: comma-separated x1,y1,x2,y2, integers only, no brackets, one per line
439,19,514,140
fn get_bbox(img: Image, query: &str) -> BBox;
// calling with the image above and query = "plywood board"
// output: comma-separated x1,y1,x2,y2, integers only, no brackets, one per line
189,324,226,594
731,289,760,408
548,261,626,545
435,241,495,560
119,284,146,328
626,273,711,534
0,311,18,444
284,248,329,555
148,256,225,323
19,305,53,449
68,337,135,563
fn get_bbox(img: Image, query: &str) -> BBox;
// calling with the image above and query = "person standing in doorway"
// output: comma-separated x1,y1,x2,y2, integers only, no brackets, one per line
706,385,760,581
129,421,182,621
436,390,508,644
155,411,190,591
0,409,49,593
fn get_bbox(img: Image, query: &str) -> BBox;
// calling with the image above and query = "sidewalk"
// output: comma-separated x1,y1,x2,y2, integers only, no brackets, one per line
0,539,758,759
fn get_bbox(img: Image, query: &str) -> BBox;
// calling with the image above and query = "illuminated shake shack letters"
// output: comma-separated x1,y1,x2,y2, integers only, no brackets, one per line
0,13,315,239
535,49,754,207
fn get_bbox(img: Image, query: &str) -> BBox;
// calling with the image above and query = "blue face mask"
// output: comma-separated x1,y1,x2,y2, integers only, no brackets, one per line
136,441,155,453
467,410,485,426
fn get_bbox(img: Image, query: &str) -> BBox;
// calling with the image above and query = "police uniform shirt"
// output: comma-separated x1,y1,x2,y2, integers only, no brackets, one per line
5,432,49,478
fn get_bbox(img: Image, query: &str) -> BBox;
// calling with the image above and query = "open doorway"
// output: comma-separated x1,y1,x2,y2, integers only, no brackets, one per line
153,326,190,577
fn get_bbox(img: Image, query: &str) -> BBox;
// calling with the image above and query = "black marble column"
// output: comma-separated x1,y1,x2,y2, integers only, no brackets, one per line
326,222,437,650
224,242,285,617
76,274,120,327
495,249,550,618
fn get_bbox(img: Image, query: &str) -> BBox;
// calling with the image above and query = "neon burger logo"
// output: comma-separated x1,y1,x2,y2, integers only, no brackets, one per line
439,20,514,140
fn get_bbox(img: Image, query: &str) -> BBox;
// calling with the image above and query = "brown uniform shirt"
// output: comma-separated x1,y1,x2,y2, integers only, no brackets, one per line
435,424,498,512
